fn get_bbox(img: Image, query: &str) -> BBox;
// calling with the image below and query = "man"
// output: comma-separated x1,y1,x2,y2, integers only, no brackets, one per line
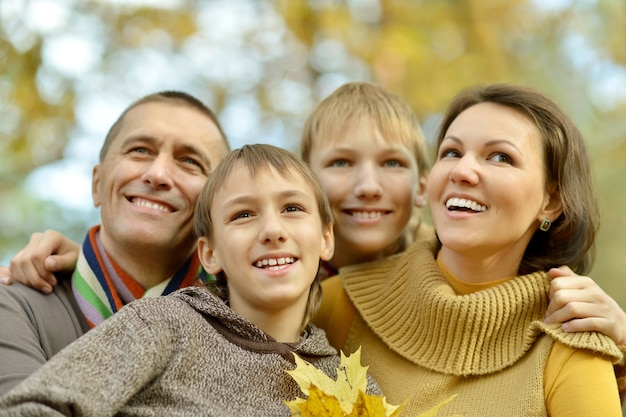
0,91,230,394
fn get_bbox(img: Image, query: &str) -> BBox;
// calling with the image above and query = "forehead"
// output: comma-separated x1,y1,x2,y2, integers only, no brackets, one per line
110,101,227,166
214,163,314,202
313,115,414,153
448,103,540,146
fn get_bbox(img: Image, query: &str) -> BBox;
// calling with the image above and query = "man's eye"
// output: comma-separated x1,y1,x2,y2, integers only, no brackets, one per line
183,157,201,167
130,147,149,154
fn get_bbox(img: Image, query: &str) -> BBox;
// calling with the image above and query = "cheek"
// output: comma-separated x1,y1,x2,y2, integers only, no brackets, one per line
318,175,345,208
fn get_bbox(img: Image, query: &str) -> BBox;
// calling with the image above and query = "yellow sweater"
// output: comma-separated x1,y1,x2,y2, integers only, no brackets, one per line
314,239,623,416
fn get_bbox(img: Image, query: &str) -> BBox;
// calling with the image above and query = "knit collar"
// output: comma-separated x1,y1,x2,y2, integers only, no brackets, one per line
175,286,338,363
340,239,621,375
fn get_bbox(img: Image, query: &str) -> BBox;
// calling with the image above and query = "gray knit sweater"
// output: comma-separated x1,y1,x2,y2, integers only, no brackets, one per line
0,287,379,416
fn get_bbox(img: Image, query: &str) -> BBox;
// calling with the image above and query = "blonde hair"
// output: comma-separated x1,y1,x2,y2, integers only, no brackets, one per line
194,144,334,328
300,81,429,177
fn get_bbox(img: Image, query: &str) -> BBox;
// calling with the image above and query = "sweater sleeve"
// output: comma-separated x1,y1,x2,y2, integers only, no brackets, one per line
0,302,170,416
544,341,621,417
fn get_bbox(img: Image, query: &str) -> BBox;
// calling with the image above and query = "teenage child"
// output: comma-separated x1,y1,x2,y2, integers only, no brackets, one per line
300,81,431,279
0,144,380,416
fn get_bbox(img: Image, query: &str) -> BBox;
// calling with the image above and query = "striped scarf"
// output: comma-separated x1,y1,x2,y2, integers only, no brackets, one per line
72,225,208,328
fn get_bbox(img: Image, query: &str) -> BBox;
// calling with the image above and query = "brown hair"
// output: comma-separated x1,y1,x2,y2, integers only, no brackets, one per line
99,91,230,162
194,144,334,327
435,83,598,274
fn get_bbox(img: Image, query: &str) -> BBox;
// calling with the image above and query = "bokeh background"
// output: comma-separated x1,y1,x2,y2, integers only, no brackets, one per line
1,0,625,315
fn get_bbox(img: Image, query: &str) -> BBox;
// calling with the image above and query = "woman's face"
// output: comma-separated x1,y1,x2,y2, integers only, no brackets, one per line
427,102,557,276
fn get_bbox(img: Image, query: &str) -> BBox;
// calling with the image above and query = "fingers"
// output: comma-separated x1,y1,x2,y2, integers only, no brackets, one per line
9,231,67,294
546,269,626,346
0,266,13,285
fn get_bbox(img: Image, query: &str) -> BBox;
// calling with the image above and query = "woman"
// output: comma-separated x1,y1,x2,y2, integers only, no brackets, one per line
315,84,622,416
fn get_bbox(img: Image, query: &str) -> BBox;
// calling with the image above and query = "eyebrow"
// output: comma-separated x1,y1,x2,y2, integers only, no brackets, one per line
224,188,312,206
443,135,521,153
120,135,213,172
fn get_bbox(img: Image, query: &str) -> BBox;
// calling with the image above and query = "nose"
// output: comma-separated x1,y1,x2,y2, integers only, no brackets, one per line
259,212,287,244
353,162,383,199
449,155,480,185
142,154,175,189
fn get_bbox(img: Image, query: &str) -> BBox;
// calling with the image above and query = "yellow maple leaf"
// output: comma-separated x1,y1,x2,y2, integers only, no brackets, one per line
285,347,403,416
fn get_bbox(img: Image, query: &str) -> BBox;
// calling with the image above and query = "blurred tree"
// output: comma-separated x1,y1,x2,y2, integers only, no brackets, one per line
1,0,625,311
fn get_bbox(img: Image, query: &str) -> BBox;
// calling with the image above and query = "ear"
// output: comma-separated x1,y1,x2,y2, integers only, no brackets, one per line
414,173,428,208
92,164,102,208
319,223,334,262
197,236,223,274
538,185,563,224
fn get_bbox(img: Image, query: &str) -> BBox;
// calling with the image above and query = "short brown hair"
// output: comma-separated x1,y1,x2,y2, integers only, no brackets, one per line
436,84,597,274
99,91,229,162
194,144,333,326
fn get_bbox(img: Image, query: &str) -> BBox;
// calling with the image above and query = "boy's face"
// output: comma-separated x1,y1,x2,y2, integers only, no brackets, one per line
198,163,334,320
92,101,226,261
307,117,425,267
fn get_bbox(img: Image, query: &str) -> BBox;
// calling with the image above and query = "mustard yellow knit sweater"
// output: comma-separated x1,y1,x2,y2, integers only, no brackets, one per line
315,239,623,416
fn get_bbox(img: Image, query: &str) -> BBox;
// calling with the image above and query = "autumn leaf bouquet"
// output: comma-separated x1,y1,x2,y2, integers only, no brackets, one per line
285,347,463,417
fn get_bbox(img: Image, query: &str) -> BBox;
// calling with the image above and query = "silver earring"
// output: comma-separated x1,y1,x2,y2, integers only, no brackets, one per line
539,217,551,232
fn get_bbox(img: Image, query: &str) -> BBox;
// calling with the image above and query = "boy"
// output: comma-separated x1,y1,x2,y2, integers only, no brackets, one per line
0,144,380,416
300,81,432,279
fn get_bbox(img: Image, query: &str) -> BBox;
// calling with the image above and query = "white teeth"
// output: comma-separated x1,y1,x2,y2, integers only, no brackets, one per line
445,197,486,212
255,257,295,268
134,199,170,212
352,211,384,219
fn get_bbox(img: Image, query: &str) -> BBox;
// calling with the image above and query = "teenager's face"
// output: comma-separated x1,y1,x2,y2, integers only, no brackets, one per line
199,163,333,320
92,101,226,259
428,102,555,269
307,117,423,267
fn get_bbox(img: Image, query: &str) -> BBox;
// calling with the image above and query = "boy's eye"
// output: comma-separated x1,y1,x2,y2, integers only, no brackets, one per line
284,204,305,213
330,159,349,168
232,211,251,220
383,159,402,168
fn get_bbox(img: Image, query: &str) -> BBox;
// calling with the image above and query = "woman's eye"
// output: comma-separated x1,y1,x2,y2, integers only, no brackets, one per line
490,153,513,164
439,148,461,159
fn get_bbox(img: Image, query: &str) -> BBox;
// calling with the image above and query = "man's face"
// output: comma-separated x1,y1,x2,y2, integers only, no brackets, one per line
92,101,227,260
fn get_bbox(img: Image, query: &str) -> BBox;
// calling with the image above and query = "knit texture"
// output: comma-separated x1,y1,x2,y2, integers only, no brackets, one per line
0,287,380,416
72,225,207,327
335,239,622,416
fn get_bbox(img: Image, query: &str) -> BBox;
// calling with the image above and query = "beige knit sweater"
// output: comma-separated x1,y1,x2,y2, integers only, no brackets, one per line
318,239,622,416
